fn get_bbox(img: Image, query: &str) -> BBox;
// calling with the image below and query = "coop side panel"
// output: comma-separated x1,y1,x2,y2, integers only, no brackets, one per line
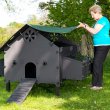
4,27,60,84
37,45,60,84
4,27,39,82
4,35,26,82
62,57,84,80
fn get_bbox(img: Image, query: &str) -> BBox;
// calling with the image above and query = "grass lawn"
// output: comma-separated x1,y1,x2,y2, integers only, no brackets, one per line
0,55,110,110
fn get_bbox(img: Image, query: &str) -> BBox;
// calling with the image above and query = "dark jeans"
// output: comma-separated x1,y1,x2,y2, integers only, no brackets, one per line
92,46,110,87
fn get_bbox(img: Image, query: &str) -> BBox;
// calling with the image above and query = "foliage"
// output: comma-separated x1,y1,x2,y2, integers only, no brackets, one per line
39,0,110,57
0,52,4,60
0,22,23,47
27,15,40,25
8,22,23,28
39,0,95,43
1,0,15,12
0,15,44,47
98,0,110,19
39,0,110,43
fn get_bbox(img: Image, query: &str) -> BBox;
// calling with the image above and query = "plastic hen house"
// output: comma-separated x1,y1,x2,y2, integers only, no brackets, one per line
0,24,91,103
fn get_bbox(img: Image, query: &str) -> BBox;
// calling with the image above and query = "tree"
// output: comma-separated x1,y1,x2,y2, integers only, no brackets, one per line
2,0,15,12
26,15,46,25
39,0,110,57
0,22,24,47
27,15,39,24
97,0,110,19
39,0,110,40
39,0,95,43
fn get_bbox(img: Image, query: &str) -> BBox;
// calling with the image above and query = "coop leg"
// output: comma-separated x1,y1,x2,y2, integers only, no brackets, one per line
6,81,11,92
55,83,60,96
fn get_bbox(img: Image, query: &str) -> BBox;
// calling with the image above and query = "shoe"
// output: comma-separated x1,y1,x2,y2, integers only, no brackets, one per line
90,86,102,90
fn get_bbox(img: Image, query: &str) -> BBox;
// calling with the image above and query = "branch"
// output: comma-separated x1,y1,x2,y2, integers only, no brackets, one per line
4,0,15,12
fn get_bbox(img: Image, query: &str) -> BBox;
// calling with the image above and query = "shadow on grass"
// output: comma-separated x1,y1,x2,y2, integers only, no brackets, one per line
55,55,110,110
28,55,110,110
0,77,18,105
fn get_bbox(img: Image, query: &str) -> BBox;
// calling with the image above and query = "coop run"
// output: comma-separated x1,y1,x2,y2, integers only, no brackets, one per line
0,24,92,104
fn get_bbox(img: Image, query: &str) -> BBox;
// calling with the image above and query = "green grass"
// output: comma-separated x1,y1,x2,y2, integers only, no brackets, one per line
0,55,110,110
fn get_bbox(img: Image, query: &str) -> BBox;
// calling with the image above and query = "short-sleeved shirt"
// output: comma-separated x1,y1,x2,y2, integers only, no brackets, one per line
93,16,110,46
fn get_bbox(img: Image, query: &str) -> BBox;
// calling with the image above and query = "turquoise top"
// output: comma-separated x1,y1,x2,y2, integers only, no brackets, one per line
93,16,110,46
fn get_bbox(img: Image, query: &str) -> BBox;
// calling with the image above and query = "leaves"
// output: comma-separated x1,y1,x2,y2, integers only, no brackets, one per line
39,0,110,43
3,0,15,12
42,0,95,43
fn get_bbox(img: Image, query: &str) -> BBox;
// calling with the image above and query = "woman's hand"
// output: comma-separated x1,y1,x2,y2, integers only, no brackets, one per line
77,22,87,28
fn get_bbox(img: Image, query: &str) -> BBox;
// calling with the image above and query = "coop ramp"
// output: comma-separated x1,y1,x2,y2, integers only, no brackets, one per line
7,78,36,104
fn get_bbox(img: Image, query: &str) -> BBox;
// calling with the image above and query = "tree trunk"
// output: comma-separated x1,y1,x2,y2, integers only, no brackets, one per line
81,34,93,58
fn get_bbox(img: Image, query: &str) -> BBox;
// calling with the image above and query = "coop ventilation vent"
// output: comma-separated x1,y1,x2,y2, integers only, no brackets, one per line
24,29,36,42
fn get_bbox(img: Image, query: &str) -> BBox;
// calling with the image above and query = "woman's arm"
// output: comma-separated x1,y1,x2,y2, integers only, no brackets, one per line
77,22,103,34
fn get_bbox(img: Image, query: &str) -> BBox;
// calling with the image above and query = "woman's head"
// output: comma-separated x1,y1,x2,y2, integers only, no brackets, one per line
89,5,102,20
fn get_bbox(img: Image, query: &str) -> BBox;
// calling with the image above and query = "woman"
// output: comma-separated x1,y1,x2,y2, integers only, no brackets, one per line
77,4,110,90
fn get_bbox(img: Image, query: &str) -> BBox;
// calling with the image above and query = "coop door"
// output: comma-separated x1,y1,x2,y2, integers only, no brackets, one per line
25,63,36,78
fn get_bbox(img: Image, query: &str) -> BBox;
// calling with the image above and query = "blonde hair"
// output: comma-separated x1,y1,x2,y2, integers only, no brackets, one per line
89,5,102,14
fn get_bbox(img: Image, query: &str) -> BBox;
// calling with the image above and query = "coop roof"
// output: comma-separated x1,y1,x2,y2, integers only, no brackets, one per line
30,25,77,33
0,24,77,51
